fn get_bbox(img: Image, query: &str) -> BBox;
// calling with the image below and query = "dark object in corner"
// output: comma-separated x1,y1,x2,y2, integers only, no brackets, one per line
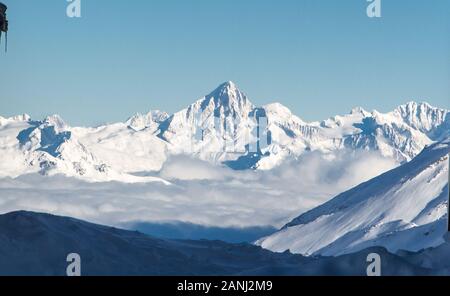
0,2,8,52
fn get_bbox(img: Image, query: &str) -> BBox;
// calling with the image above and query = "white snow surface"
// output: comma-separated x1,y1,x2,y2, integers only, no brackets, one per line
1,82,448,181
0,82,448,252
257,139,450,256
0,114,169,184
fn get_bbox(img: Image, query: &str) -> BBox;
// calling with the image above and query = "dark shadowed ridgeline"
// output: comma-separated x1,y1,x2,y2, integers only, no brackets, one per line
124,221,277,243
0,211,449,276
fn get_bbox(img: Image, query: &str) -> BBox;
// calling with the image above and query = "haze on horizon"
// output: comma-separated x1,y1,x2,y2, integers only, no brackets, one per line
0,0,449,126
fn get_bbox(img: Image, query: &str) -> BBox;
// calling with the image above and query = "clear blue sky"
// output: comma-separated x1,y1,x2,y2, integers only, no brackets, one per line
0,0,449,126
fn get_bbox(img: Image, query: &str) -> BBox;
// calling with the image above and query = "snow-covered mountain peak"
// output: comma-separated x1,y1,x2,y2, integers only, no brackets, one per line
263,102,292,116
151,110,170,123
12,114,32,122
0,114,31,126
199,81,254,115
126,110,169,131
398,101,432,112
262,102,306,126
157,82,257,161
156,82,447,168
394,101,439,120
1,82,449,178
215,81,239,95
392,101,448,138
221,80,237,89
43,114,68,133
350,107,370,117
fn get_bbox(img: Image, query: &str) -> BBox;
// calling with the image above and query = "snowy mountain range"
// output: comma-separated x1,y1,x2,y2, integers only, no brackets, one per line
0,82,449,274
0,81,448,182
257,139,450,256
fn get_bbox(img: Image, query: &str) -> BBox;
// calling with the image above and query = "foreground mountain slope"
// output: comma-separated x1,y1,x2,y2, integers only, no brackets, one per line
0,211,305,276
1,211,448,276
257,139,450,256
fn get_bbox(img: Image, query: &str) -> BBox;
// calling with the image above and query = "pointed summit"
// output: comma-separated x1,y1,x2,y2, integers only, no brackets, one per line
350,107,369,116
394,101,441,117
219,81,237,89
43,114,68,132
214,81,239,94
126,110,169,131
202,81,254,113
394,101,448,137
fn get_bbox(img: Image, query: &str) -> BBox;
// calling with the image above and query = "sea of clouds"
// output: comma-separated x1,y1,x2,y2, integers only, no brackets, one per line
0,150,397,231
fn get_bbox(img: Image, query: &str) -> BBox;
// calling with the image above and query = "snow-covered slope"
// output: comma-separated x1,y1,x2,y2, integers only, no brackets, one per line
158,81,257,164
257,139,450,256
307,106,435,162
126,110,169,132
0,82,448,179
0,114,169,184
72,123,169,175
394,102,449,141
156,82,447,169
0,114,36,177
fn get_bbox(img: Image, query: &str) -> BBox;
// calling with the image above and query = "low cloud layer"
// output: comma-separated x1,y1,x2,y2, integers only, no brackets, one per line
0,150,398,229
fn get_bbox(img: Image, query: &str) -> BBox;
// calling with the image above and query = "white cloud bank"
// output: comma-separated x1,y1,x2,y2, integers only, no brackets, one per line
0,150,398,229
